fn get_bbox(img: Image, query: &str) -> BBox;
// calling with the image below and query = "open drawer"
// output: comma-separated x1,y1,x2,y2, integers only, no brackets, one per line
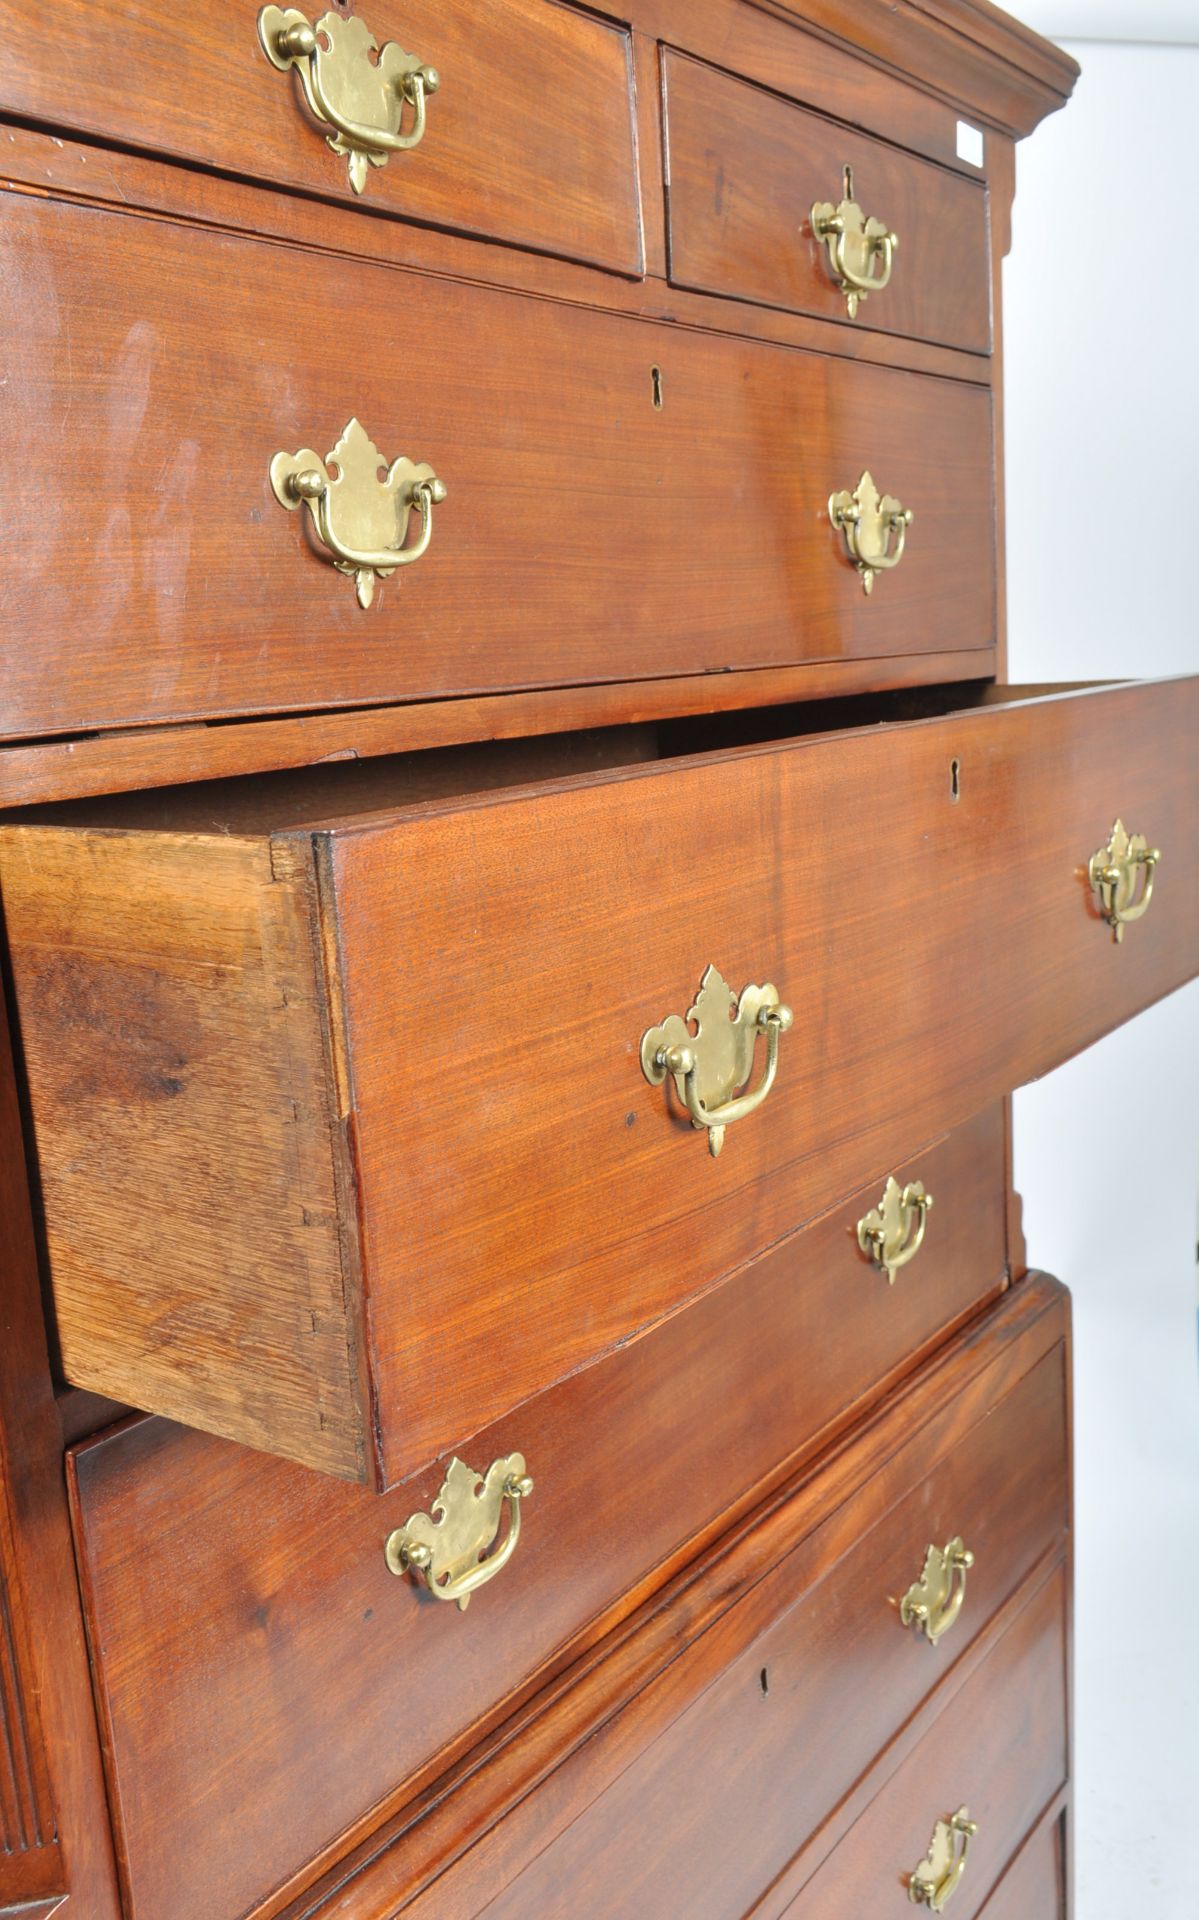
1,677,1194,1484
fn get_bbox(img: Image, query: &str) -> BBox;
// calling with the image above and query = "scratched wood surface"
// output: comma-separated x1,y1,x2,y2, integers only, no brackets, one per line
1,679,1194,1485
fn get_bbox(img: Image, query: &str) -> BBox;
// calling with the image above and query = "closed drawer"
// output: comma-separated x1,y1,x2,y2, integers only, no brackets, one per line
977,1811,1065,1920
777,1565,1067,1919
0,191,994,741
663,52,991,354
0,0,641,275
2,677,1195,1483
67,1276,1067,1920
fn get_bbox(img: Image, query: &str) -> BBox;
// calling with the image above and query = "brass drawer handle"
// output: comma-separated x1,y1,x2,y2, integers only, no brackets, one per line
856,1177,932,1283
900,1537,974,1645
829,471,912,594
1089,817,1160,942
259,7,439,195
641,965,792,1159
270,417,446,608
811,165,897,318
385,1454,533,1612
909,1808,978,1910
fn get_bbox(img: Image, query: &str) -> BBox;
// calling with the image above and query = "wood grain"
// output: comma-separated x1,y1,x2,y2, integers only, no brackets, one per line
0,1007,122,1914
0,190,995,742
0,0,642,276
318,1279,1067,1920
2,678,1195,1484
976,1806,1066,1920
67,1261,1060,1920
664,52,991,354
778,1568,1067,1918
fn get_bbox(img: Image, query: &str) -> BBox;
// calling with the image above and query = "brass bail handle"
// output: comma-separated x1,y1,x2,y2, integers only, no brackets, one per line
811,164,898,318
909,1809,978,1911
640,965,793,1158
385,1454,533,1612
1089,817,1160,942
900,1537,974,1645
270,417,447,609
857,1176,933,1283
829,470,912,595
259,8,439,194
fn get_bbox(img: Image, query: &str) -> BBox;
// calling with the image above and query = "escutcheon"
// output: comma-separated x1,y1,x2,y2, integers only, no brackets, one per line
908,1808,978,1910
384,1454,534,1611
811,165,898,318
828,471,912,593
270,417,447,608
856,1176,933,1283
1088,817,1160,942
900,1537,974,1645
258,8,439,195
640,965,793,1158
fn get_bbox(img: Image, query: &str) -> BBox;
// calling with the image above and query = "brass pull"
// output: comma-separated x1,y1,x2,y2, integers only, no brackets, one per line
811,165,897,318
640,964,793,1159
1089,817,1160,942
259,7,439,195
829,471,912,595
909,1808,977,1910
385,1454,533,1612
856,1177,932,1283
270,417,446,608
900,1537,974,1645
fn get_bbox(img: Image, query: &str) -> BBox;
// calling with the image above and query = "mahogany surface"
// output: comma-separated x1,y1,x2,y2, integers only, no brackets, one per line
65,1109,1009,1920
0,191,995,741
974,1806,1067,1920
0,0,643,275
2,679,1187,1484
663,51,992,353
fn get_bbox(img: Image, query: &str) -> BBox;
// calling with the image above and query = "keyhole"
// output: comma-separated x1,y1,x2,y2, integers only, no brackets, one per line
759,1666,770,1696
843,163,854,200
651,365,664,410
950,758,961,802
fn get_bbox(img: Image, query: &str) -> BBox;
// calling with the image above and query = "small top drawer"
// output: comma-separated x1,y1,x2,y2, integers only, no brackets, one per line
663,52,991,354
0,0,642,276
1,677,1195,1486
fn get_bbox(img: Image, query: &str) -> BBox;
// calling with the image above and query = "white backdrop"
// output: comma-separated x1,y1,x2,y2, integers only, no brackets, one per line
1003,21,1199,1917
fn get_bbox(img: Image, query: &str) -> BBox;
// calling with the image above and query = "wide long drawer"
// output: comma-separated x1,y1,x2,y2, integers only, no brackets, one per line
0,191,993,741
1,677,1194,1483
0,0,643,274
66,1275,1068,1920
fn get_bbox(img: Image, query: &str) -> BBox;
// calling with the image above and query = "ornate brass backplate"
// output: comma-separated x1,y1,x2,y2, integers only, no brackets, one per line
640,965,793,1158
908,1807,978,1910
856,1176,932,1283
384,1454,533,1612
829,470,913,594
900,1537,974,1645
1089,817,1160,942
258,8,439,194
269,417,447,608
810,165,897,318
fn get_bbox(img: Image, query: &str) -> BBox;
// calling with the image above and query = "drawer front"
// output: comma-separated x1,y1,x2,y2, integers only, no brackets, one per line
0,192,994,741
977,1811,1065,1920
3,679,1195,1484
779,1566,1068,1920
67,1280,1065,1920
664,53,992,354
0,0,641,275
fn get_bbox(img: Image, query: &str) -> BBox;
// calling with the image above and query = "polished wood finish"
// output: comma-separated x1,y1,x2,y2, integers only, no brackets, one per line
779,1564,1067,1918
2,679,1188,1483
303,1278,1067,1918
977,1806,1066,1919
65,1105,1008,1918
0,0,643,275
664,52,991,353
0,191,994,742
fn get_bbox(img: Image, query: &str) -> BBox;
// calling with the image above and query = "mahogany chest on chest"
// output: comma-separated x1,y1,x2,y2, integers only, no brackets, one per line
0,4,1190,1916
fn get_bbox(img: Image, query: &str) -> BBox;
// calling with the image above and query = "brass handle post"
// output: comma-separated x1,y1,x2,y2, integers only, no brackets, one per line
909,1808,978,1910
641,966,793,1158
811,164,897,317
270,417,446,609
900,1537,974,1645
385,1455,533,1612
829,470,912,594
1089,817,1160,941
259,7,439,194
857,1177,932,1283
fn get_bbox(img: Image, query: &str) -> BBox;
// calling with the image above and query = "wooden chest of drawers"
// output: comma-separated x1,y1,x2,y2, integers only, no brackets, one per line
0,3,1185,1918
